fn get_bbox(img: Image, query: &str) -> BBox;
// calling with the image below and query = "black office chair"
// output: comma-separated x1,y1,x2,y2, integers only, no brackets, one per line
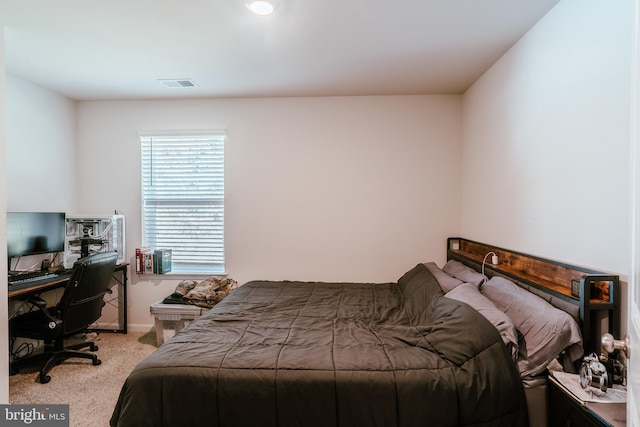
10,251,118,383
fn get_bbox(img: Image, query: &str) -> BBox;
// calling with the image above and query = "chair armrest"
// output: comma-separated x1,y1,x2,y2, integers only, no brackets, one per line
27,296,48,309
26,296,62,327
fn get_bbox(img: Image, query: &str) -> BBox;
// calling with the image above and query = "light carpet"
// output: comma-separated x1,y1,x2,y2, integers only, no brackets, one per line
9,330,158,427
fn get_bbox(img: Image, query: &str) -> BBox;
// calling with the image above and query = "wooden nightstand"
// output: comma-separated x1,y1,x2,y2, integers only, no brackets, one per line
548,373,626,427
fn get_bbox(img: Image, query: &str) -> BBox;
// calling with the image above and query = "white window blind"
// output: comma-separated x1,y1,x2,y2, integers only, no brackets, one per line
140,132,225,274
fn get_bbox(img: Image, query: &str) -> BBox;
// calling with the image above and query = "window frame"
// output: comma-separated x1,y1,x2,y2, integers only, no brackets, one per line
139,130,226,275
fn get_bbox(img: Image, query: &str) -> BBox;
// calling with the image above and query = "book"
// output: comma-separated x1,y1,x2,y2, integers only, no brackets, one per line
144,251,154,274
135,247,151,274
154,249,172,274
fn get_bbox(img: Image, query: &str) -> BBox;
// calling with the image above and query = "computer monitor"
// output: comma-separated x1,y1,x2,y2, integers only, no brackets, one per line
7,212,66,259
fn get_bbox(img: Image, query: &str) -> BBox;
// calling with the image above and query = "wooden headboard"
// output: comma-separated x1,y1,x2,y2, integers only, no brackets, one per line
446,237,620,354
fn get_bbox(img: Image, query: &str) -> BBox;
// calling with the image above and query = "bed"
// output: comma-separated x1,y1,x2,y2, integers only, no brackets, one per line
110,238,620,427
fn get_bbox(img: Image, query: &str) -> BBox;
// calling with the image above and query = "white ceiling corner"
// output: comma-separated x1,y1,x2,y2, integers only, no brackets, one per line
0,0,562,101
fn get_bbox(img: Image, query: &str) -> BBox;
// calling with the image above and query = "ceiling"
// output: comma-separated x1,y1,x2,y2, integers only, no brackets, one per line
0,0,561,101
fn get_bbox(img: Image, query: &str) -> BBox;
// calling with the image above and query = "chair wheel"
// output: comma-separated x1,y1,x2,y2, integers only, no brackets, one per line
39,374,51,384
90,344,99,351
93,358,102,366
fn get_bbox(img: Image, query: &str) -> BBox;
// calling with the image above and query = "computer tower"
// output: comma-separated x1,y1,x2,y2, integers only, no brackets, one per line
63,214,126,268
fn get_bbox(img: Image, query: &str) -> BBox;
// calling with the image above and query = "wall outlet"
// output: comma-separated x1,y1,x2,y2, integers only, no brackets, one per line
571,279,580,298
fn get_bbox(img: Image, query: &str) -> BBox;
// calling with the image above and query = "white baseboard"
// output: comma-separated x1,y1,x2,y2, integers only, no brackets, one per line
127,324,155,333
93,322,154,333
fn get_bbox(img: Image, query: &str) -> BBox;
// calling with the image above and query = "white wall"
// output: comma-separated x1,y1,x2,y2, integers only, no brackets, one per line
5,74,77,213
461,0,632,276
77,95,463,329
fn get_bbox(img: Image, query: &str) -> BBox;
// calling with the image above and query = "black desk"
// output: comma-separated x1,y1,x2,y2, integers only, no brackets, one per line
8,263,129,333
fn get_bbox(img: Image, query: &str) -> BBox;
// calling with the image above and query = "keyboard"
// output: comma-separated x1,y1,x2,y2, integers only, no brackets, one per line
8,271,59,286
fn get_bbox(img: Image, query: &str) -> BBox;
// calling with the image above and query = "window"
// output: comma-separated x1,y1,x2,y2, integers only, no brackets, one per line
140,131,225,274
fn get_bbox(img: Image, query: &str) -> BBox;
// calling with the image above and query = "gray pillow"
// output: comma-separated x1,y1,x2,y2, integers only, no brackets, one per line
423,262,463,292
445,283,518,360
481,276,583,378
443,260,487,287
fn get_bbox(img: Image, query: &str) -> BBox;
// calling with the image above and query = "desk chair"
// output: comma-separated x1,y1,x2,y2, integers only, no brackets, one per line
10,251,118,383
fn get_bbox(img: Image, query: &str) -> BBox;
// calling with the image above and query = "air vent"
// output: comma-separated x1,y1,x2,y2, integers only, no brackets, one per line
158,79,198,88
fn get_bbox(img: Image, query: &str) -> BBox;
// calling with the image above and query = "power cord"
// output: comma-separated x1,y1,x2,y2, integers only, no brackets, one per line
481,251,499,277
10,336,36,360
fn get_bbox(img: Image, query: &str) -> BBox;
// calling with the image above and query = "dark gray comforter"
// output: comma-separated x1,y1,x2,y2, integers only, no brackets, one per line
110,264,528,426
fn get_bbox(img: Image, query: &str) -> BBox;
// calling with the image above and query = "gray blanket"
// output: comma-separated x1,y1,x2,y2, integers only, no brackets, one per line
110,264,528,427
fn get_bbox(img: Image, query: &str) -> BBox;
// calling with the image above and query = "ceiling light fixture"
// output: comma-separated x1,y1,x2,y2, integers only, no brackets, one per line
247,0,276,15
